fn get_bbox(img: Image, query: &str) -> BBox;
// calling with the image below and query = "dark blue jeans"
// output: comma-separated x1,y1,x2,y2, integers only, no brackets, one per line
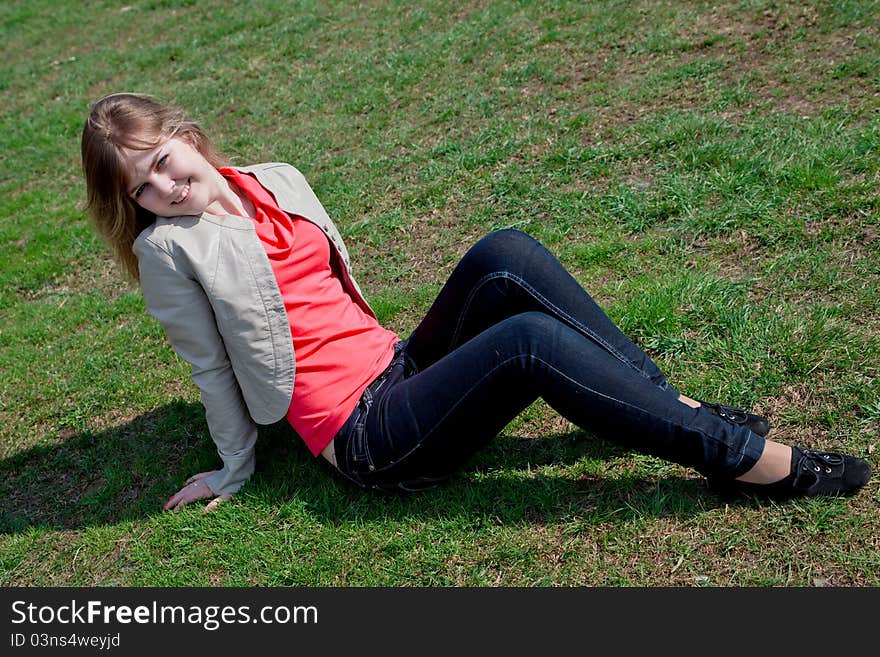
334,229,765,492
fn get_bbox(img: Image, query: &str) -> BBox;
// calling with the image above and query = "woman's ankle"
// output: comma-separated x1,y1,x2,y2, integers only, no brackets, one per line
677,394,700,409
735,441,792,484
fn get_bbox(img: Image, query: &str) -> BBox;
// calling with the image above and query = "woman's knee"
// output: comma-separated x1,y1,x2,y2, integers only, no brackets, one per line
476,228,538,252
465,229,540,271
503,311,566,349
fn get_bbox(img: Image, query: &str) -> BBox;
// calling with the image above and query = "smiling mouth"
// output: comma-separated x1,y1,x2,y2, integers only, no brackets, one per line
171,179,191,205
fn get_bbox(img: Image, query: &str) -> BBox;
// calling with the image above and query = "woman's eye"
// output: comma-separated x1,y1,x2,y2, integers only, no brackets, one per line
134,184,147,198
157,154,168,169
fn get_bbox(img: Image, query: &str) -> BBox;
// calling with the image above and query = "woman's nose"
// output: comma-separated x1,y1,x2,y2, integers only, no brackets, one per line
152,173,176,197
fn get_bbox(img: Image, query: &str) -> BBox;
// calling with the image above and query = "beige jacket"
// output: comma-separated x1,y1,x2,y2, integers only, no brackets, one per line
133,163,375,495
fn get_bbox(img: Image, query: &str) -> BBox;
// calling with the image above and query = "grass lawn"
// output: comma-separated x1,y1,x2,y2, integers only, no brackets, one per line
1,0,878,586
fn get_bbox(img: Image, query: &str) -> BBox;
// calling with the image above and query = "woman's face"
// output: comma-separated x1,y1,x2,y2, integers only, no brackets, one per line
121,136,222,218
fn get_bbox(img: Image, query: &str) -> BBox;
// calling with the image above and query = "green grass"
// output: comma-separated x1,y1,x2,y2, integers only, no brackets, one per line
1,0,878,586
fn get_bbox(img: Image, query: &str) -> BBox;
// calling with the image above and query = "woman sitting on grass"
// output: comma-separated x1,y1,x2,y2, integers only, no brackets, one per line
81,92,870,512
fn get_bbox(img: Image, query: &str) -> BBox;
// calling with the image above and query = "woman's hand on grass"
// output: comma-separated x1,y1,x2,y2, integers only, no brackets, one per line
163,471,231,513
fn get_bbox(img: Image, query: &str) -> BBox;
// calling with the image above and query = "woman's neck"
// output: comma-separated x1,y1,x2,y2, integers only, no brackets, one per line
205,173,255,218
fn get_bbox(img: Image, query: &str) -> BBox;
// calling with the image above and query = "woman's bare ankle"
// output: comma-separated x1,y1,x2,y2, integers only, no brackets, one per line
678,394,700,409
736,441,792,484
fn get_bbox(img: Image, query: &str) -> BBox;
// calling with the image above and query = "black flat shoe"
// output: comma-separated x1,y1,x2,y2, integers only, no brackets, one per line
699,400,771,437
710,447,872,499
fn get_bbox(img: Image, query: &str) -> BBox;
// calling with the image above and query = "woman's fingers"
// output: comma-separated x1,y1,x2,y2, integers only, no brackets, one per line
203,494,231,513
162,471,230,512
183,471,216,486
163,478,213,511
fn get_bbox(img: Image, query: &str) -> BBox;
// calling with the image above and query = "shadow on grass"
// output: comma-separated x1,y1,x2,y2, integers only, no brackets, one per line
1,401,751,534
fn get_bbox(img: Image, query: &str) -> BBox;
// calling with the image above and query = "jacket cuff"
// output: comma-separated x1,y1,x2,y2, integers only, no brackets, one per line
204,450,255,496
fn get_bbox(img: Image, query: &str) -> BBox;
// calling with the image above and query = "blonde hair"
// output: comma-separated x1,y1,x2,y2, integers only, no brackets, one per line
81,93,226,282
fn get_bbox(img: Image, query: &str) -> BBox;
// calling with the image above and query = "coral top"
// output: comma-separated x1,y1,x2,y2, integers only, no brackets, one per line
219,168,399,456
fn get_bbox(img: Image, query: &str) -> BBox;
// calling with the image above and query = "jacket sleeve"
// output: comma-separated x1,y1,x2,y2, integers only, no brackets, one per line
135,236,256,496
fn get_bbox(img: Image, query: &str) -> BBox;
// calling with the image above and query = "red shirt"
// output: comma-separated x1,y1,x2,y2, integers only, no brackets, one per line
220,168,399,456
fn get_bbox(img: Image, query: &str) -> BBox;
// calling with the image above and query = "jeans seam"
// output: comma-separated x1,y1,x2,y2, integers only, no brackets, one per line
450,270,652,381
531,355,754,473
